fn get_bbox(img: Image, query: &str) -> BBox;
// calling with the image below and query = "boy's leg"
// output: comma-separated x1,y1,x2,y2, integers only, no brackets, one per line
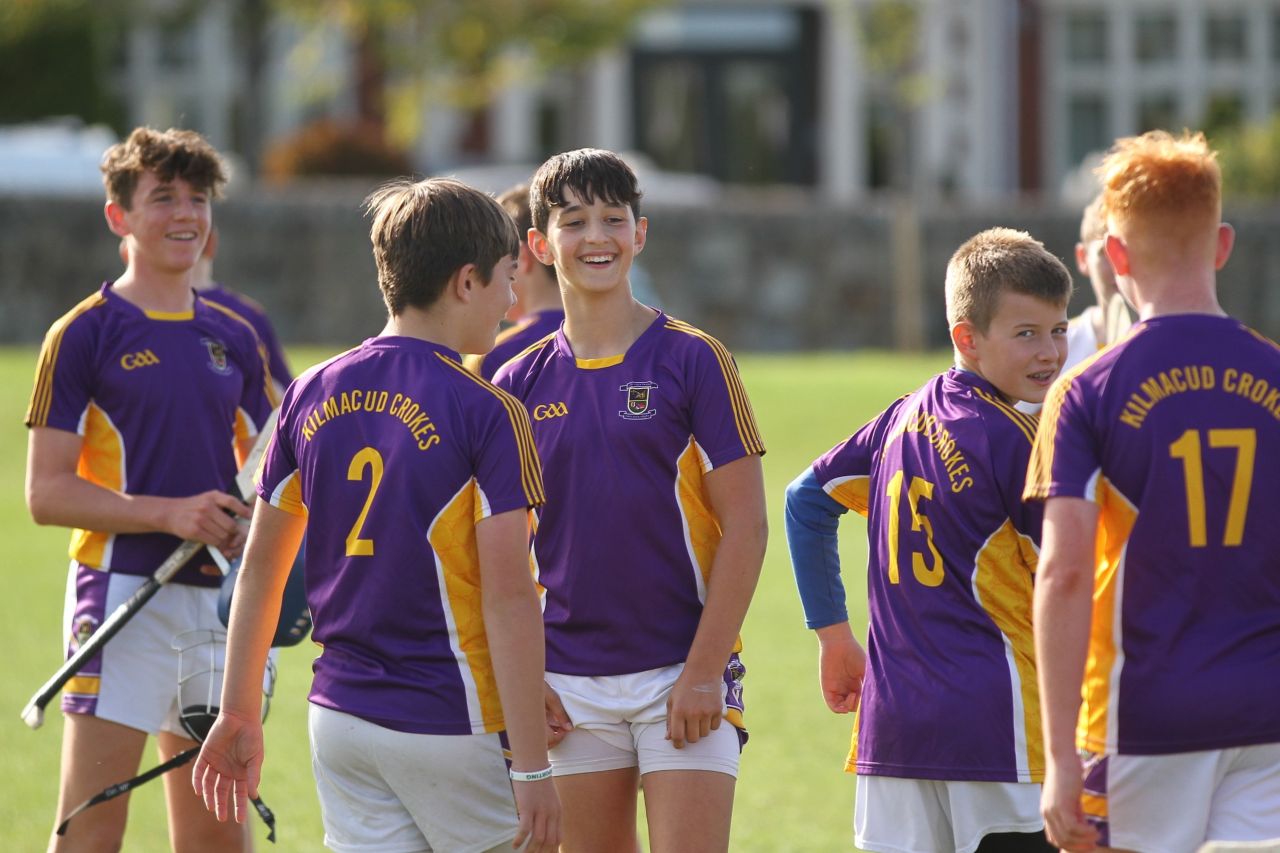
158,729,252,853
50,714,147,852
642,769,735,853
554,765,641,853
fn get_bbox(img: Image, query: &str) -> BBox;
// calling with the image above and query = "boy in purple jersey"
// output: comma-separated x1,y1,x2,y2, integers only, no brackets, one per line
1027,131,1280,853
193,177,560,852
786,228,1072,853
493,149,767,853
466,182,565,381
25,127,274,852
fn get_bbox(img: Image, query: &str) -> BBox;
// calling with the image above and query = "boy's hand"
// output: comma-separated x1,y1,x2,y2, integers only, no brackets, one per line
815,622,865,714
1041,755,1099,852
192,709,264,825
510,777,560,851
163,491,252,551
666,670,724,749
544,682,573,748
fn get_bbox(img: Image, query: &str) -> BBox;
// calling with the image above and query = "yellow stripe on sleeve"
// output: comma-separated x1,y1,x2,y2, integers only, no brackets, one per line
664,319,765,455
435,353,546,506
26,293,107,427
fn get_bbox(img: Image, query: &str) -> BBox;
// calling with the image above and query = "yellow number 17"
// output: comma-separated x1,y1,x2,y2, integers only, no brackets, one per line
1168,428,1255,547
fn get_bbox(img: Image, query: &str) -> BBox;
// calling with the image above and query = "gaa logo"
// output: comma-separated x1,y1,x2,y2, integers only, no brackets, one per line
533,402,569,421
120,349,161,370
619,381,658,420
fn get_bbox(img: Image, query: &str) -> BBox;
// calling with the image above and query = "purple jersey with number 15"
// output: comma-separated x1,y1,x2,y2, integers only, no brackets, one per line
1025,315,1280,756
812,368,1045,783
256,336,544,736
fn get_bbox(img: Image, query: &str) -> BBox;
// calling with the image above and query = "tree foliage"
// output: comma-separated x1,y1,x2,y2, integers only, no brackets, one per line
1215,115,1280,200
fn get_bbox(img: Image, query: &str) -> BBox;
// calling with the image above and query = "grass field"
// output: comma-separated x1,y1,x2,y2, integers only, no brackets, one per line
0,345,949,852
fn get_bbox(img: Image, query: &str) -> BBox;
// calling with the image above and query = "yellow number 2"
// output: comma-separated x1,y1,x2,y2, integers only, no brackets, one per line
346,447,384,556
1168,428,1255,548
885,470,945,587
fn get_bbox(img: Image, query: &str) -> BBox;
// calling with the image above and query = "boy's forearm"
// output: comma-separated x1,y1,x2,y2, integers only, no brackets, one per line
682,517,767,683
483,582,550,771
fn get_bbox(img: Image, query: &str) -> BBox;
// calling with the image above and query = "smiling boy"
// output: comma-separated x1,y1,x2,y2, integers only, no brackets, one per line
785,228,1072,853
25,127,275,851
493,149,767,853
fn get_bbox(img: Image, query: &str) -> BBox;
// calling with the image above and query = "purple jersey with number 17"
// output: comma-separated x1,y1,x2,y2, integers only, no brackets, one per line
1025,315,1280,756
256,336,544,736
812,368,1044,783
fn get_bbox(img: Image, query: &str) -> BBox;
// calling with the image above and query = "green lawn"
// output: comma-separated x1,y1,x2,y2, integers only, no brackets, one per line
0,345,949,852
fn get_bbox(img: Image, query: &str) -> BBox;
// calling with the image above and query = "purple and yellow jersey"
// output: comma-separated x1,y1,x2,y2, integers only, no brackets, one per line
256,336,544,735
467,309,565,382
813,369,1044,783
25,282,275,586
1025,315,1280,756
494,312,765,678
198,284,292,386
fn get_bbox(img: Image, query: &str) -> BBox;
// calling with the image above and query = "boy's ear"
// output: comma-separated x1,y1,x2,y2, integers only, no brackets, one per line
1214,222,1235,270
1104,233,1130,277
950,320,980,362
528,228,554,266
1074,242,1088,276
450,263,479,303
104,200,129,238
634,216,648,255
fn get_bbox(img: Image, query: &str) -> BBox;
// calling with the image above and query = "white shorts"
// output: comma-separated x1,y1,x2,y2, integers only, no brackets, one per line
545,665,741,778
309,704,520,853
1082,744,1280,853
62,565,223,736
854,775,1043,853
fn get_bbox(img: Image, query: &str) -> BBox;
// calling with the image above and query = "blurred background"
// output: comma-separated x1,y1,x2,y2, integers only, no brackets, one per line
3,0,1280,349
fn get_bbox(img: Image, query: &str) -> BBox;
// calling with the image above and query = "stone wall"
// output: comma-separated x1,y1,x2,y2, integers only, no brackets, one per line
4,191,1279,349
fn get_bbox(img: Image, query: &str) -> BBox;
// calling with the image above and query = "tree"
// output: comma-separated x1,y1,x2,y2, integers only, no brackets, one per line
1215,115,1280,200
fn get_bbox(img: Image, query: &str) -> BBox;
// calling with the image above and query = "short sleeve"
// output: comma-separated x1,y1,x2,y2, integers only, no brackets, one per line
686,336,765,469
471,388,545,519
1024,372,1103,504
26,308,98,433
256,386,305,515
812,397,906,514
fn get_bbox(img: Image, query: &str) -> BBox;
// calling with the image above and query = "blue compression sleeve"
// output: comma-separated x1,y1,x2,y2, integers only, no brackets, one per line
784,466,852,630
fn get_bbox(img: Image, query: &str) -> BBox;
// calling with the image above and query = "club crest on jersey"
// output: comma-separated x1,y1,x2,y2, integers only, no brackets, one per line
201,337,233,376
71,615,99,649
619,381,658,420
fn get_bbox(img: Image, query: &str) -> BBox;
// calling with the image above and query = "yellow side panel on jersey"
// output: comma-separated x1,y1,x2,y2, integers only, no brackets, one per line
1078,476,1137,753
675,439,743,655
824,475,871,516
974,519,1043,782
844,708,861,773
428,479,504,734
69,403,123,567
1081,792,1108,820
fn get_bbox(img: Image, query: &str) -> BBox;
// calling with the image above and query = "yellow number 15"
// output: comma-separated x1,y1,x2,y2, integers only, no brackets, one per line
1168,428,1255,547
885,470,945,587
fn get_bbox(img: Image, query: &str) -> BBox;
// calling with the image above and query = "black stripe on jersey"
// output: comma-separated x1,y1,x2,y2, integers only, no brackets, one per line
970,386,1037,446
199,297,281,408
664,318,765,455
26,293,107,427
435,353,546,506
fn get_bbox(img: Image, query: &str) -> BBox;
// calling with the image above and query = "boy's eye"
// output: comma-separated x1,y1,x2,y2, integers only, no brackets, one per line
1052,326,1068,336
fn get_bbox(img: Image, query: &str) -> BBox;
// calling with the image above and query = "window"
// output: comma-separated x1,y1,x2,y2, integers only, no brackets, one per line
1206,13,1247,62
1065,10,1108,63
1068,93,1109,167
1135,12,1178,63
1138,93,1179,133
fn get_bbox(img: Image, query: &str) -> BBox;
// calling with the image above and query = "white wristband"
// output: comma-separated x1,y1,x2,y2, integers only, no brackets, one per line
509,766,553,783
